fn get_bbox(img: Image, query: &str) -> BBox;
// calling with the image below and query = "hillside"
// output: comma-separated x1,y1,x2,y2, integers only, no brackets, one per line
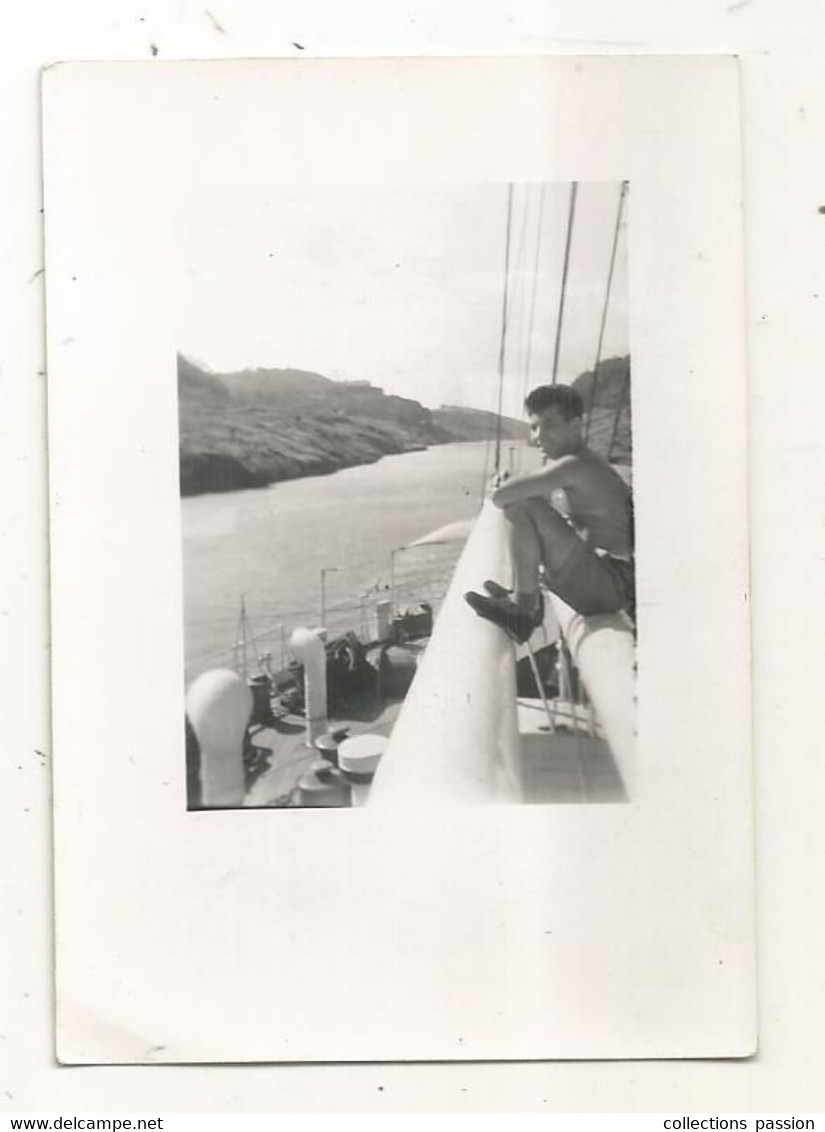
572,355,632,465
177,357,528,496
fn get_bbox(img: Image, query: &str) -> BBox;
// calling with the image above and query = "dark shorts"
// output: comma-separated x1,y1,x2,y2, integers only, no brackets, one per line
546,538,635,619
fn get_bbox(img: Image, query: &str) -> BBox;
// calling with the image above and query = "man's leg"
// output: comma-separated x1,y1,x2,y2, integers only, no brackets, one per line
463,500,577,642
502,499,582,615
507,498,628,616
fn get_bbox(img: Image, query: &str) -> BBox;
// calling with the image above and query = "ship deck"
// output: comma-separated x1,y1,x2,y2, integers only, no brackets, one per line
517,698,627,804
243,694,625,807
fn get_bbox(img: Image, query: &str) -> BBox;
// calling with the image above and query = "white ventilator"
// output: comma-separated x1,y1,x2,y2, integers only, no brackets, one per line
289,627,328,744
338,733,388,807
186,669,253,807
375,600,393,642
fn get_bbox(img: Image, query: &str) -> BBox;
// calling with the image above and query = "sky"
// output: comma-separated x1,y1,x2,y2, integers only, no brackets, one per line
179,180,629,421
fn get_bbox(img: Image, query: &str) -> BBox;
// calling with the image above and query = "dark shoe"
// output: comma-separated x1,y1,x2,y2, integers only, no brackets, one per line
484,580,544,628
483,579,513,600
464,590,543,645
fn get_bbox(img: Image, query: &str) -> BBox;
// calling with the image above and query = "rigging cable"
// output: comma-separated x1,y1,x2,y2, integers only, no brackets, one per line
493,182,515,474
504,188,533,476
522,183,547,405
509,189,532,398
584,180,628,441
487,186,531,489
550,181,579,386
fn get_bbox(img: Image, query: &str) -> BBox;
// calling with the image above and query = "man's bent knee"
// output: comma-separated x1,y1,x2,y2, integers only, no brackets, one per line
503,498,570,534
503,498,562,523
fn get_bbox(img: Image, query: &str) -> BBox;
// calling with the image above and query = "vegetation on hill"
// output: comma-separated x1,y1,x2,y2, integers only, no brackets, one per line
177,357,527,495
572,355,632,465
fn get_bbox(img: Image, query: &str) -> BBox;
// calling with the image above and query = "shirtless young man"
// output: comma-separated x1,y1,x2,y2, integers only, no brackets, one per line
464,384,634,643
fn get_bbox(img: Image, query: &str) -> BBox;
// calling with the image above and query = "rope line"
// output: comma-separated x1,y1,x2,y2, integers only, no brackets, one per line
551,181,579,386
522,183,547,404
509,190,532,402
494,183,515,474
585,180,628,439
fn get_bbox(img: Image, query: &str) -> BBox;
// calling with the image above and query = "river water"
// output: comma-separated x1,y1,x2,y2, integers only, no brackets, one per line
181,441,532,681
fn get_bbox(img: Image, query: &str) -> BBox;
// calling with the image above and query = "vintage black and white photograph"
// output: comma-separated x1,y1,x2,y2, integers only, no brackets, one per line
180,180,633,809
44,57,753,1063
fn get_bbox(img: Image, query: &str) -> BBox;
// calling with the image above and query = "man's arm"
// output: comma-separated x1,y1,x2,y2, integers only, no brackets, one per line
489,456,576,508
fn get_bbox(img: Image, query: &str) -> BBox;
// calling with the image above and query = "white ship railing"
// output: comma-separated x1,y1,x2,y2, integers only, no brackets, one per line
368,502,522,805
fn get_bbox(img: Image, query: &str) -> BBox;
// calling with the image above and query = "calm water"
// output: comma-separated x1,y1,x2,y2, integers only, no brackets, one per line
181,442,533,680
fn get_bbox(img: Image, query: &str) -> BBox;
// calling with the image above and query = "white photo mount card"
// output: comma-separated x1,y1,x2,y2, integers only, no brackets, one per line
43,56,754,1064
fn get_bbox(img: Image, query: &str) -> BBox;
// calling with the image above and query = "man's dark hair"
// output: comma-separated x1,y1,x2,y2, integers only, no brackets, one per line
524,384,584,421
